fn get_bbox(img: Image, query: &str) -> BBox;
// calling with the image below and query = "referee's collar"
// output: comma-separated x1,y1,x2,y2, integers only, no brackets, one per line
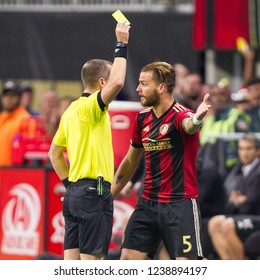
82,92,91,97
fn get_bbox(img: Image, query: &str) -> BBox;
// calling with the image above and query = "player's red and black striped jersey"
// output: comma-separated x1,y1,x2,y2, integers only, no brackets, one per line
131,101,200,203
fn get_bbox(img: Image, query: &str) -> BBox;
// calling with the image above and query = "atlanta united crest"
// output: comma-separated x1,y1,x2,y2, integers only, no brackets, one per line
159,124,169,135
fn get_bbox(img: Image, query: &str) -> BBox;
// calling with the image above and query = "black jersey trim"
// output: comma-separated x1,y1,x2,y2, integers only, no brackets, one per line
97,91,106,111
82,92,91,98
82,91,106,111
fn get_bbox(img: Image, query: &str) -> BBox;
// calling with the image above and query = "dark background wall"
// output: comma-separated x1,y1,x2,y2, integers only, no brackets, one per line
0,11,201,98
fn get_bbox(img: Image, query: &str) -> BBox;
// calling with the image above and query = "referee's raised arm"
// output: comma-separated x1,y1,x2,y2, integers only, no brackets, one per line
101,21,130,105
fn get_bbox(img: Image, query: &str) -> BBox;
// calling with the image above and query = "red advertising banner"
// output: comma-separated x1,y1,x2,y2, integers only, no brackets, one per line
0,168,45,260
0,167,139,260
214,0,249,49
45,170,64,257
109,101,143,168
192,0,207,50
193,0,249,50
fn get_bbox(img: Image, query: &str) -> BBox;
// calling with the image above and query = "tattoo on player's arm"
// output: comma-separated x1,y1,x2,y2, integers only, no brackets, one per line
182,117,199,135
116,174,123,185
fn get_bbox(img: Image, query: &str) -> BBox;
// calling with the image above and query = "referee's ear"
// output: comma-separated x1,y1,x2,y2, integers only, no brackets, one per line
98,77,106,89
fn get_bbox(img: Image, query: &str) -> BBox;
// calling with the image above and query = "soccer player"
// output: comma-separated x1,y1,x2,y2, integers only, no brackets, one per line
111,61,211,260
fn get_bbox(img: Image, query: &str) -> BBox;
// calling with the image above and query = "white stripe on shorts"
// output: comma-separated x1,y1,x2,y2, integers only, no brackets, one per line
191,198,203,257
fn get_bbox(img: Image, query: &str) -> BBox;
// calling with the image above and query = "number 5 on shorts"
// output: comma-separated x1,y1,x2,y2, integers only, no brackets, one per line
183,235,192,253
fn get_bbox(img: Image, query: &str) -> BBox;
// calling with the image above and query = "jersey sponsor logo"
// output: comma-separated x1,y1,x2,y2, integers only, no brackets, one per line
142,137,173,151
159,124,169,135
1,184,41,256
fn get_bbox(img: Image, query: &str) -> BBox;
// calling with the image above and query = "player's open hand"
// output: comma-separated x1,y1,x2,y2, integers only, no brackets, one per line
194,93,211,121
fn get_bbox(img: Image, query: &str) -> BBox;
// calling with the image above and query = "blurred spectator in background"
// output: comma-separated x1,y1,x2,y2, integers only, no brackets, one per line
244,229,260,260
246,77,260,108
39,89,59,138
172,63,189,101
200,81,232,145
0,93,2,112
197,146,226,219
200,86,251,178
208,133,260,259
44,96,74,168
20,81,39,116
239,44,260,132
220,88,251,172
178,72,203,110
0,81,30,166
57,96,75,122
201,82,211,97
241,46,256,87
196,145,226,259
221,133,260,214
246,77,260,132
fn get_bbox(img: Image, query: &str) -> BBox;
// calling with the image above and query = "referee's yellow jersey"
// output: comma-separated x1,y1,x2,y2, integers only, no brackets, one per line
52,91,114,183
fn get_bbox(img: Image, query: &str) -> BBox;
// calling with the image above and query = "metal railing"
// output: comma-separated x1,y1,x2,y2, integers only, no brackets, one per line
0,0,194,12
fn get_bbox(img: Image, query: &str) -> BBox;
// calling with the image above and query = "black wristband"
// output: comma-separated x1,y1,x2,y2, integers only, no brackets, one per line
114,42,127,59
61,178,70,188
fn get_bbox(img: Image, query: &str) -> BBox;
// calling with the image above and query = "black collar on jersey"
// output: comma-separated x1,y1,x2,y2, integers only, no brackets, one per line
152,99,177,120
82,92,91,97
81,91,106,111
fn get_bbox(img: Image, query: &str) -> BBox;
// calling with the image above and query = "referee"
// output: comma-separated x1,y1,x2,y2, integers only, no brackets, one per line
48,21,130,260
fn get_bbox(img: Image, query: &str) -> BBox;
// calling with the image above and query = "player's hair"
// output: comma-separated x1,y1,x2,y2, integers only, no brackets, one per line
141,61,176,93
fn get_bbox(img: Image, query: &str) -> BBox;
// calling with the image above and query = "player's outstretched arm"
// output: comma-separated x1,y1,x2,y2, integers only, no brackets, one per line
182,93,211,135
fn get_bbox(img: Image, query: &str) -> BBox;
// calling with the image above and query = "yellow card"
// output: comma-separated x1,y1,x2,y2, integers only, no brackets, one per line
112,10,130,25
236,37,249,53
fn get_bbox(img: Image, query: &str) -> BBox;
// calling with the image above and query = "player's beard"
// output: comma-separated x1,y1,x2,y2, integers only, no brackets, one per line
140,89,160,107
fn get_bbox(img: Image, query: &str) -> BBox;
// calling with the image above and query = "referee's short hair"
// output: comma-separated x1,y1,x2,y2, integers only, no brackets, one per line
81,59,112,89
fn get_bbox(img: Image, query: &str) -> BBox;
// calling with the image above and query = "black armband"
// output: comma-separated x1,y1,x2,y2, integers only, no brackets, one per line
61,178,70,188
114,42,128,59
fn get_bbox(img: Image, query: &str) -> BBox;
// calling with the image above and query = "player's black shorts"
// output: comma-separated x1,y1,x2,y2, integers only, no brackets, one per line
229,215,260,242
122,197,203,259
62,178,113,255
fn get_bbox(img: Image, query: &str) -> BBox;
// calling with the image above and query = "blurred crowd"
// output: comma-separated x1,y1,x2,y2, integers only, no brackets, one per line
1,46,260,260
0,81,75,166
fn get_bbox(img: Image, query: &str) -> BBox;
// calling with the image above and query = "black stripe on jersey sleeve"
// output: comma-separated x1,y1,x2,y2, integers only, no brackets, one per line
97,91,106,111
137,111,148,131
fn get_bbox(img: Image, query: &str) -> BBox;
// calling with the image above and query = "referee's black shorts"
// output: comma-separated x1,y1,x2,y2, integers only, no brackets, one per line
122,197,203,259
62,178,113,256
